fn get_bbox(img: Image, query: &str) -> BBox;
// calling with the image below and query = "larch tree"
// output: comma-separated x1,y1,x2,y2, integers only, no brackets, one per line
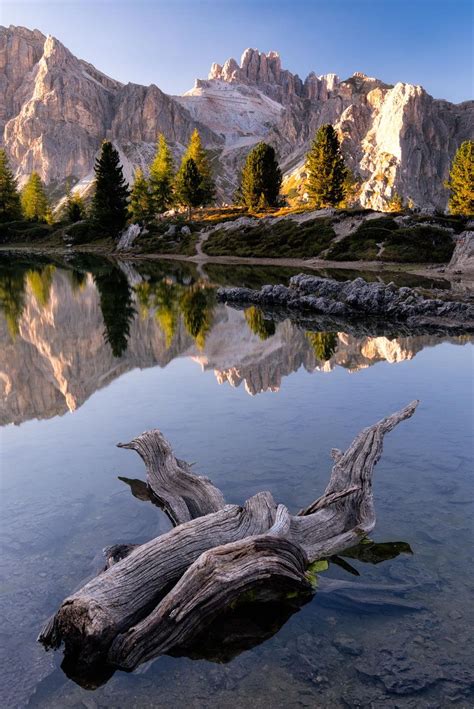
181,129,215,206
21,172,50,222
0,149,22,222
129,168,153,225
445,140,474,215
91,141,129,236
387,191,404,212
149,134,174,214
305,124,348,208
239,142,282,210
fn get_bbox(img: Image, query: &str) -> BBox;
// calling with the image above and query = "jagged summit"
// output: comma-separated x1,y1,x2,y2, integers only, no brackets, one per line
206,47,341,103
1,25,473,209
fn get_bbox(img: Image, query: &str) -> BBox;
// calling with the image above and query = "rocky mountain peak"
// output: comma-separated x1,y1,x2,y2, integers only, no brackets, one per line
1,25,473,211
207,47,306,102
205,47,346,105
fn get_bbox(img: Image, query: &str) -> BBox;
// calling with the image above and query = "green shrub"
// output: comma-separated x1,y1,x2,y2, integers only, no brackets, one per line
204,218,335,258
0,220,53,243
327,218,455,263
326,217,399,261
381,225,455,263
410,214,467,234
62,221,101,245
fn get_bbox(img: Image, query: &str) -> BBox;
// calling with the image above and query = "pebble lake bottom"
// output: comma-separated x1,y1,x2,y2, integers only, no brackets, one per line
1,257,473,708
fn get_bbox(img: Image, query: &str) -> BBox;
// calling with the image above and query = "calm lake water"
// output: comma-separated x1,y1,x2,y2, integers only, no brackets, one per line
1,255,473,708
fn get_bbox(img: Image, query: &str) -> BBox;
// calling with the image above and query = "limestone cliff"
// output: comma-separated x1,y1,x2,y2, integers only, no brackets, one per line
0,25,222,190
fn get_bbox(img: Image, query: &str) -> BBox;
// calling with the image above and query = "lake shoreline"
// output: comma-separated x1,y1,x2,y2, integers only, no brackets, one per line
2,243,472,285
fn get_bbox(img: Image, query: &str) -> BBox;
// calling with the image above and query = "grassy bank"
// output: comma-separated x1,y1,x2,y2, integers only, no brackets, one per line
0,208,468,266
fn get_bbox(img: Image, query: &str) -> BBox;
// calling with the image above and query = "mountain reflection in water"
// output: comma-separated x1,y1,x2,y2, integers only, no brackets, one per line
0,255,471,425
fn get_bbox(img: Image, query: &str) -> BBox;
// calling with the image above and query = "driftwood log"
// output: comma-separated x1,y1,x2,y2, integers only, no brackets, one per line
39,401,418,674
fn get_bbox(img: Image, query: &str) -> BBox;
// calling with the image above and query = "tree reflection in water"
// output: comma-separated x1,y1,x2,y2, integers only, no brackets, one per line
306,331,338,362
0,264,26,338
136,277,216,350
244,305,276,340
93,268,136,358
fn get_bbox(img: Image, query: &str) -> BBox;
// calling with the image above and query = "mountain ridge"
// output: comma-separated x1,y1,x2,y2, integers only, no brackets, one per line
1,25,473,209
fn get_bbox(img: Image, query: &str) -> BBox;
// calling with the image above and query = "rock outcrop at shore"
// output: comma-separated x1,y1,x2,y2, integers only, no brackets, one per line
448,231,474,272
218,275,474,334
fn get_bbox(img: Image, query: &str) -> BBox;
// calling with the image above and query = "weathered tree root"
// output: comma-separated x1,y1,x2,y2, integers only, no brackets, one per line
117,429,226,524
109,506,312,668
38,492,278,659
39,401,419,672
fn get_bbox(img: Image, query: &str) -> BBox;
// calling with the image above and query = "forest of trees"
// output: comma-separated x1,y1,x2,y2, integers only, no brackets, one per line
0,130,472,246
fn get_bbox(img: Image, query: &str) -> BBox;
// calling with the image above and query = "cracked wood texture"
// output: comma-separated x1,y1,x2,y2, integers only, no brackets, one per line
39,401,418,669
109,505,312,668
117,429,226,524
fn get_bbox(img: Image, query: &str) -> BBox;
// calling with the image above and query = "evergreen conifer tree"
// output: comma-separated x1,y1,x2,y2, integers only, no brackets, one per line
445,140,474,215
305,125,348,208
129,168,153,224
0,149,22,222
182,129,215,205
174,158,202,219
149,134,174,214
91,141,129,235
239,142,282,209
64,184,86,223
21,172,50,222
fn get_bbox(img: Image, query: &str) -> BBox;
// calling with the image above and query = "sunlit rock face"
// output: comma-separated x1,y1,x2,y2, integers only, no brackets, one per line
2,26,473,208
0,271,192,425
0,26,222,189
1,268,470,425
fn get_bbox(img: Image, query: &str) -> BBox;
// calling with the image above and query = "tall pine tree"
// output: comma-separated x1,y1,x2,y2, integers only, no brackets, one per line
21,172,50,222
239,142,282,209
0,149,22,222
174,157,203,219
149,134,174,214
445,140,474,215
305,125,348,208
181,129,215,206
129,168,153,224
91,141,129,236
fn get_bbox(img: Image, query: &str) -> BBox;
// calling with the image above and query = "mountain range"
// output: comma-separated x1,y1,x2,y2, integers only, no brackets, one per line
1,25,473,210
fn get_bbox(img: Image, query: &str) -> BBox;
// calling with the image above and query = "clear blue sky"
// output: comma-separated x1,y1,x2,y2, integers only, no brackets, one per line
2,0,473,103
